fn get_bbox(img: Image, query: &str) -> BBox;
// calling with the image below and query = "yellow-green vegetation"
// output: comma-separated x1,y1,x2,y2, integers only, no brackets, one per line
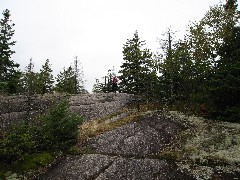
79,108,141,142
169,111,240,178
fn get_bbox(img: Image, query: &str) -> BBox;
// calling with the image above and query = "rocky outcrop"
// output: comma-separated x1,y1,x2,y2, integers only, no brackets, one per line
0,95,59,133
39,154,192,180
39,111,194,180
69,93,134,121
0,93,134,133
82,113,186,156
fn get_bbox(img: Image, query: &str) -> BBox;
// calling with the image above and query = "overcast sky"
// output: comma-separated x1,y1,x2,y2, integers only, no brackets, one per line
0,0,234,92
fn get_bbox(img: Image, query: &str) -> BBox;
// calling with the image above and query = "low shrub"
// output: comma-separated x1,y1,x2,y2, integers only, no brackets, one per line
0,99,83,176
0,124,36,163
38,99,83,151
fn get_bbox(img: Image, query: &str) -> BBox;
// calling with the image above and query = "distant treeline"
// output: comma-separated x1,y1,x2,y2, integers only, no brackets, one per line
1,1,240,122
93,0,240,122
0,10,86,95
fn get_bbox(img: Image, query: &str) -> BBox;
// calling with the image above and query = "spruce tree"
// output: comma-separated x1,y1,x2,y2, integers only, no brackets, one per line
92,79,105,93
209,0,240,122
119,31,154,95
0,9,20,94
73,56,85,94
55,66,76,94
22,58,37,94
37,59,54,94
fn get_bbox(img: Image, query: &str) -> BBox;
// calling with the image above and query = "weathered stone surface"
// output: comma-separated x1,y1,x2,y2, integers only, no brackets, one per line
2,93,195,179
0,93,134,133
69,93,134,121
39,154,117,180
0,94,60,133
39,111,194,180
39,154,193,180
84,113,185,156
96,157,192,180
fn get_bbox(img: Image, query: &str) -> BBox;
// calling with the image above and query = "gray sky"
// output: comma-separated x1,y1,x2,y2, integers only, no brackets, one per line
0,0,232,92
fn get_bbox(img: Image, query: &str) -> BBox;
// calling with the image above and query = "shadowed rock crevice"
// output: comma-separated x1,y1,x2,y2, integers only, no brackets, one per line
39,154,117,180
88,157,116,180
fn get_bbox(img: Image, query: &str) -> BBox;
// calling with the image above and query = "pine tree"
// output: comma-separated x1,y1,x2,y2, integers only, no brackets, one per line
92,67,116,93
92,79,105,93
55,66,76,94
159,29,178,101
73,56,85,94
119,31,155,95
37,59,54,94
22,58,37,94
0,9,20,94
209,0,240,122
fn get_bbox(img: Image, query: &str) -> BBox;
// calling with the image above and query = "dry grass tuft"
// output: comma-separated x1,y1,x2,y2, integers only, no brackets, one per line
78,108,142,142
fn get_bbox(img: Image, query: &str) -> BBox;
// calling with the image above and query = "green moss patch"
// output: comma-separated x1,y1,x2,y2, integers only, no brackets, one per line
14,152,54,171
0,152,54,179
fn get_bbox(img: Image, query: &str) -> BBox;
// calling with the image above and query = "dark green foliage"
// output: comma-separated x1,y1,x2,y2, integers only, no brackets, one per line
92,68,116,93
39,100,83,150
0,152,54,179
0,99,83,166
55,66,77,94
158,28,201,105
92,78,105,93
55,58,86,94
119,31,158,97
21,58,37,94
21,59,54,95
73,56,85,94
12,152,54,172
36,59,54,94
156,1,240,122
0,124,36,163
209,27,240,122
224,0,238,11
0,9,21,94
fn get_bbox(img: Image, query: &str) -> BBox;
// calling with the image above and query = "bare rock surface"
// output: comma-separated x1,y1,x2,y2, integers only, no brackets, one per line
39,93,194,180
0,94,59,133
39,154,192,180
69,93,134,121
83,113,185,156
39,154,117,180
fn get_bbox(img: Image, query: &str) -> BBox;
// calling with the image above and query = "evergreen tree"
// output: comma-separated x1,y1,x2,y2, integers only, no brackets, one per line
92,79,105,93
92,67,117,93
103,68,115,93
73,56,85,94
22,58,38,94
119,31,155,95
158,29,179,101
160,40,194,102
209,27,240,122
0,9,20,94
209,0,240,121
55,66,76,94
37,59,54,94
